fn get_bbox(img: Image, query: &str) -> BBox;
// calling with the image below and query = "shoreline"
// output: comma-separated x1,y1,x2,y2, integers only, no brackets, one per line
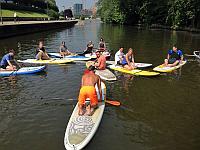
0,20,78,38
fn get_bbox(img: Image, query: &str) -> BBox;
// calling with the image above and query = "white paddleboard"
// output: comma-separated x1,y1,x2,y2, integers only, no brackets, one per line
106,61,152,68
64,82,106,150
48,53,91,61
194,51,200,59
95,69,117,81
153,61,187,73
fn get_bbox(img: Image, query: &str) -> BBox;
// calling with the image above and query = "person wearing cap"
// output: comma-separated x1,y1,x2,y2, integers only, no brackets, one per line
36,41,50,60
83,41,94,54
115,47,124,65
59,41,72,57
98,38,106,52
94,51,106,70
78,65,102,116
163,45,184,67
0,49,16,71
121,48,135,70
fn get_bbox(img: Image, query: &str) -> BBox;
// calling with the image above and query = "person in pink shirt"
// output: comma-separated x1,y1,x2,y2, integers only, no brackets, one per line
94,51,106,70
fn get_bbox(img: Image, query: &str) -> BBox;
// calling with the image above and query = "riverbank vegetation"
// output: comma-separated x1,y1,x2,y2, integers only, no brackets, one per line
97,0,200,29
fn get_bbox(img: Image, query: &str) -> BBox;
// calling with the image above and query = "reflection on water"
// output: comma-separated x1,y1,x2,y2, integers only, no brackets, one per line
0,20,200,150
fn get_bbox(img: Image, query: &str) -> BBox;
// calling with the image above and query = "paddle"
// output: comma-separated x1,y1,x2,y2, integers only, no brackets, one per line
105,100,121,106
184,54,195,57
41,97,121,106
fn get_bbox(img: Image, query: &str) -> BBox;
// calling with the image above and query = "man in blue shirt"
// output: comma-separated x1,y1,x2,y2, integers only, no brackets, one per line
0,49,16,71
164,45,184,67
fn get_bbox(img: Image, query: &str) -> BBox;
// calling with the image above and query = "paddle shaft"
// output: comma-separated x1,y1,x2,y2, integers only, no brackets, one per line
41,97,120,106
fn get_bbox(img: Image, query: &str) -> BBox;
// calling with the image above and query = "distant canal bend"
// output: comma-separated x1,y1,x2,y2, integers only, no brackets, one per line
0,20,200,150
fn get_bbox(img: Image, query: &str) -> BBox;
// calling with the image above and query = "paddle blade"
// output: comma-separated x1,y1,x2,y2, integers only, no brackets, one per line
106,100,121,106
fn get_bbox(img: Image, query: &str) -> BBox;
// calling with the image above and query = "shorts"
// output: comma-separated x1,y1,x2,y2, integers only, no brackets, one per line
117,61,122,65
122,63,128,67
0,65,7,69
168,58,178,64
78,86,98,106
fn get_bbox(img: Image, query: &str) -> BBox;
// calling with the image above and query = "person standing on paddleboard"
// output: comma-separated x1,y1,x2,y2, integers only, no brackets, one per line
94,51,106,70
121,48,136,70
164,45,184,67
78,65,102,116
36,41,50,60
0,49,16,71
115,47,124,65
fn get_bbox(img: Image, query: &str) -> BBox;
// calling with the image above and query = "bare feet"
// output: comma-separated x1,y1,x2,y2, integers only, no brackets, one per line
78,108,84,116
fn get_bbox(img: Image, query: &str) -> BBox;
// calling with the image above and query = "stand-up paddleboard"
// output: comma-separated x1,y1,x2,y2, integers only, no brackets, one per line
86,61,117,81
17,59,74,64
108,65,160,76
95,69,117,81
0,66,46,76
48,53,91,61
64,82,106,150
106,61,152,68
153,61,187,73
84,51,111,60
193,51,200,59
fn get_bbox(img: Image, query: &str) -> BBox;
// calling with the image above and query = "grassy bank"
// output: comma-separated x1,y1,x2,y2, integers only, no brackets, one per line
2,9,48,18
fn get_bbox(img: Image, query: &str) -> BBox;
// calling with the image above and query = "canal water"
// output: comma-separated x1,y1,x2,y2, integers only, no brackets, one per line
0,20,200,150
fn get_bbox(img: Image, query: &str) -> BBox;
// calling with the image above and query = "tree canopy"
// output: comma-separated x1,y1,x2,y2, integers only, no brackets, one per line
97,0,200,29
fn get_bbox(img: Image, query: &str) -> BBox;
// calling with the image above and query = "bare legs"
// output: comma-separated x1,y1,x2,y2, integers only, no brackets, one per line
78,104,97,116
164,59,179,67
123,62,136,70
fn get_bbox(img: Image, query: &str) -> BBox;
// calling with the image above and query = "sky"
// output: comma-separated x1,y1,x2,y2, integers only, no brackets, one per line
55,0,96,11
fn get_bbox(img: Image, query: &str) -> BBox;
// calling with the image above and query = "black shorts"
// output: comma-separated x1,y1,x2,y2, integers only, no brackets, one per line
168,58,177,64
117,61,122,65
0,65,7,69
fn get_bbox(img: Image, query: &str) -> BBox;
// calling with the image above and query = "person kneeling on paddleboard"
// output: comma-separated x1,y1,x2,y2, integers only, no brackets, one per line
94,51,106,70
78,65,102,116
115,47,124,65
121,48,136,70
0,49,16,71
35,41,50,60
164,45,184,67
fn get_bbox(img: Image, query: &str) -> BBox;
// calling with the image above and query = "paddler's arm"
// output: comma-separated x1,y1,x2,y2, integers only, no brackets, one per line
180,55,184,63
167,54,170,60
131,54,136,67
95,58,100,67
7,60,15,70
126,54,130,66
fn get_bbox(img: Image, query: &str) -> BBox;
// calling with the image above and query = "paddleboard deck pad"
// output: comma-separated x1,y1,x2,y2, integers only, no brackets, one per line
0,66,46,76
153,61,186,73
64,82,106,150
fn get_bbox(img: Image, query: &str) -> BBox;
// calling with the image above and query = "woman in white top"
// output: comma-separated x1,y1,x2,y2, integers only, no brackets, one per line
115,47,124,65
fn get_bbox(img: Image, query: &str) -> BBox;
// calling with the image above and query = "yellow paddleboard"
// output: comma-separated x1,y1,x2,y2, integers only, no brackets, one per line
153,61,186,73
18,59,74,64
108,65,160,76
